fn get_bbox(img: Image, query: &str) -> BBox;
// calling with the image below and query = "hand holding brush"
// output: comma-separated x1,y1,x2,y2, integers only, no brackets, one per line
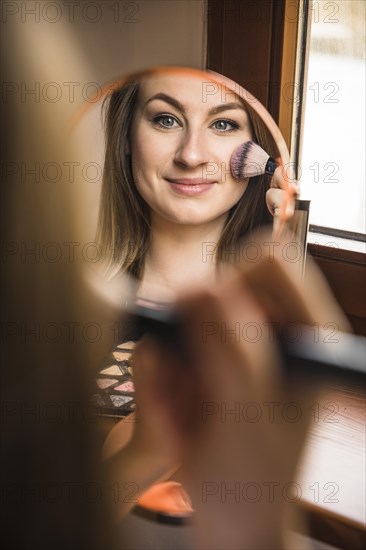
231,140,299,235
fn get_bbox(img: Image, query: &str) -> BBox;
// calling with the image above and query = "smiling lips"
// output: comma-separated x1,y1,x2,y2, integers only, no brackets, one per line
166,178,216,196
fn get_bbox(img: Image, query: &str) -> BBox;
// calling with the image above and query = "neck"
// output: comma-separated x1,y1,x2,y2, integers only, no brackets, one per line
138,214,226,301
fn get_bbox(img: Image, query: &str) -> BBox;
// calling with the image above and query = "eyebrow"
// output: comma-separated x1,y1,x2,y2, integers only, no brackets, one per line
145,93,246,117
145,93,185,113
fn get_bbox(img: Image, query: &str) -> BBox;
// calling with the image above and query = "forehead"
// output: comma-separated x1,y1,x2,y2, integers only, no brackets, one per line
138,73,245,110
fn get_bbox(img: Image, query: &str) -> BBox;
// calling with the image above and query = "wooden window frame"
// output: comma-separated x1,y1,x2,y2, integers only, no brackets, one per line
206,0,366,336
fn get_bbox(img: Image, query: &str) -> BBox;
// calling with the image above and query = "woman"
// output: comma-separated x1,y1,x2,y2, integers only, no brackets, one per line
93,67,295,418
96,67,293,286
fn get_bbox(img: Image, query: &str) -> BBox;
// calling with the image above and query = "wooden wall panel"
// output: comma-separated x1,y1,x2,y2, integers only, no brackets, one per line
308,245,366,336
207,0,285,118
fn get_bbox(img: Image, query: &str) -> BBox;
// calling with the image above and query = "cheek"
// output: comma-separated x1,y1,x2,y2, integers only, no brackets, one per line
131,131,163,182
228,177,249,202
131,160,149,201
131,135,151,190
131,131,145,172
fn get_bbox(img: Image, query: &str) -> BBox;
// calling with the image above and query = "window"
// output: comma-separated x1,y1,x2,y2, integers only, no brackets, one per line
299,0,365,238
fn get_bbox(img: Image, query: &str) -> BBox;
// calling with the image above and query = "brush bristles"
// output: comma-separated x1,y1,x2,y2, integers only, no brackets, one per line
230,141,272,180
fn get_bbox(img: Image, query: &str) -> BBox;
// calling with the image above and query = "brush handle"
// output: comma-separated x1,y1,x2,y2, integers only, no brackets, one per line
130,304,366,384
265,158,278,176
280,328,366,384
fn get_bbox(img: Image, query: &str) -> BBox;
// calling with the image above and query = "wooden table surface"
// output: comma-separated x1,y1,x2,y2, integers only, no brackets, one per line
101,380,366,546
296,381,366,542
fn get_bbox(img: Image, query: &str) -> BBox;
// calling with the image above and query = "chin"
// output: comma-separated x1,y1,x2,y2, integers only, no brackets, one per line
163,209,227,226
148,198,234,227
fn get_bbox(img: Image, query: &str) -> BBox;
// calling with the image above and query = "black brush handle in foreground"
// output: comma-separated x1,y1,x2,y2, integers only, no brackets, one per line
280,328,366,383
131,304,366,384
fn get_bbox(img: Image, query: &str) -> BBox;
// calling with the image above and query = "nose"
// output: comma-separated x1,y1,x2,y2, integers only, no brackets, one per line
174,129,210,168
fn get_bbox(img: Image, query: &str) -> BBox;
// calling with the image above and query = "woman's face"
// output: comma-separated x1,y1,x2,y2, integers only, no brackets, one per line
130,73,253,227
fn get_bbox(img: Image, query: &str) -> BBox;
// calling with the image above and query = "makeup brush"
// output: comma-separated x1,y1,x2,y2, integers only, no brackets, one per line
130,303,366,385
230,141,279,180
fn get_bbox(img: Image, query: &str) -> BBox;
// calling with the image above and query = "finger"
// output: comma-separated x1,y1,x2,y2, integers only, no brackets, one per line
269,165,299,236
178,285,280,422
271,164,300,195
232,229,350,333
132,336,183,417
303,254,352,333
231,231,321,326
131,337,162,415
220,277,279,370
266,188,295,237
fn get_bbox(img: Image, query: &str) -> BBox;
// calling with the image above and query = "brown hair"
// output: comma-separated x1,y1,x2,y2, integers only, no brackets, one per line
97,70,278,279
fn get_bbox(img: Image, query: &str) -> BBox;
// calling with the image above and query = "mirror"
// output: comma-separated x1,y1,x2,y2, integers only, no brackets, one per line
76,66,300,297
81,65,305,433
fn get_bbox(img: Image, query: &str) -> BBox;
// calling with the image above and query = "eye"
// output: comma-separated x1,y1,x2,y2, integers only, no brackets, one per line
153,114,180,129
212,119,240,132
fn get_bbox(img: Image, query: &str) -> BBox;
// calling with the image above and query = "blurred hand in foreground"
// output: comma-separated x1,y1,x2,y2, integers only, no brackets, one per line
108,232,350,548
